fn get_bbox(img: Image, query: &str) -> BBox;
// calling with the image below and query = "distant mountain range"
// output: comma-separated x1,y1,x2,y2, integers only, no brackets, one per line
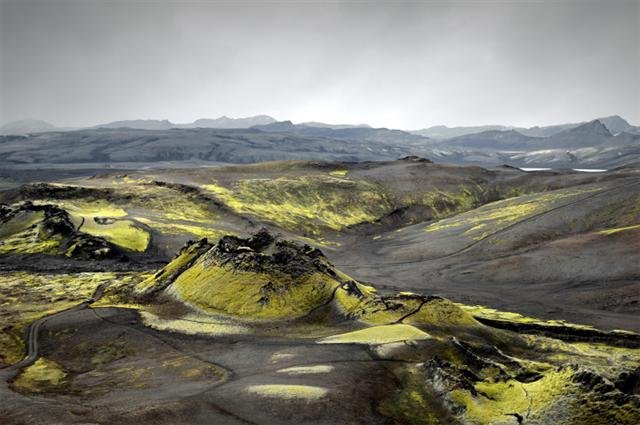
1,114,638,169
0,115,377,135
0,127,428,165
0,118,77,134
252,121,428,146
412,115,639,138
0,115,280,134
298,121,371,129
94,119,176,131
3,114,637,138
428,118,640,169
437,119,615,151
187,115,276,129
93,115,279,130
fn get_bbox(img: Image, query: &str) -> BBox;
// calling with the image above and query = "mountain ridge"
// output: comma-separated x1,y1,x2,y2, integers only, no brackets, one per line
0,115,280,134
412,115,637,139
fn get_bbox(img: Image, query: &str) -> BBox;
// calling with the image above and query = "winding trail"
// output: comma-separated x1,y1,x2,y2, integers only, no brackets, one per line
1,287,250,423
1,281,108,377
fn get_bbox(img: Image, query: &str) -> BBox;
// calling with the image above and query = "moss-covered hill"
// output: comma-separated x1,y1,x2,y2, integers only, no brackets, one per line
2,228,639,424
125,230,640,424
135,229,479,330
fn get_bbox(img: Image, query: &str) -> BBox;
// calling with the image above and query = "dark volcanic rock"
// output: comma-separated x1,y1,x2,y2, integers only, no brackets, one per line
6,183,116,203
615,367,640,395
399,155,433,163
208,228,330,278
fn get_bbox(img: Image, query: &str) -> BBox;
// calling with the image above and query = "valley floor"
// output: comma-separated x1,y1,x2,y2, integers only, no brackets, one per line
1,159,638,424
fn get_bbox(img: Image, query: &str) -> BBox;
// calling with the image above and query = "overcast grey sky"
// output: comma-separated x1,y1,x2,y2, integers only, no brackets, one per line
1,0,638,129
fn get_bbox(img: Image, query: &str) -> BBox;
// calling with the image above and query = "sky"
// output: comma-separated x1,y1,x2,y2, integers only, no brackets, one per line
0,0,638,129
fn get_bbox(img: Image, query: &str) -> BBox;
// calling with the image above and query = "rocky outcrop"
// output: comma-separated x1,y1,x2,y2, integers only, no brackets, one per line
207,229,330,277
3,183,117,203
399,155,433,163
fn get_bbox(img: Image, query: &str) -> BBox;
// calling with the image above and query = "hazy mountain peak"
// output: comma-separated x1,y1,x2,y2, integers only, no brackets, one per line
252,120,296,131
299,121,372,129
190,115,277,128
95,119,174,130
568,119,612,137
411,124,510,139
0,118,59,135
596,115,631,134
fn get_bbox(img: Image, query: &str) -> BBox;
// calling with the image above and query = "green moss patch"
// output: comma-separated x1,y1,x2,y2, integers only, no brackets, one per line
202,176,392,235
425,186,602,241
598,224,640,235
318,324,431,345
0,210,63,255
78,218,149,252
276,365,334,375
168,262,339,320
450,368,573,424
379,365,452,425
246,384,329,400
12,357,67,393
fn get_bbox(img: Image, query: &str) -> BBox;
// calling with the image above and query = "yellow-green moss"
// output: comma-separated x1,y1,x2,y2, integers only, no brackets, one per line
573,195,640,235
37,182,217,233
333,282,409,325
276,365,334,375
0,271,143,366
28,199,149,251
140,311,250,336
40,199,128,218
425,186,602,240
334,284,477,328
318,324,431,345
202,177,392,235
110,181,217,223
76,353,226,396
167,262,339,320
78,218,149,252
450,368,574,424
379,366,446,425
598,224,640,235
12,357,67,393
329,169,348,177
0,227,62,255
407,299,479,327
0,210,64,255
541,340,640,378
458,303,596,330
246,384,328,400
418,186,480,219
